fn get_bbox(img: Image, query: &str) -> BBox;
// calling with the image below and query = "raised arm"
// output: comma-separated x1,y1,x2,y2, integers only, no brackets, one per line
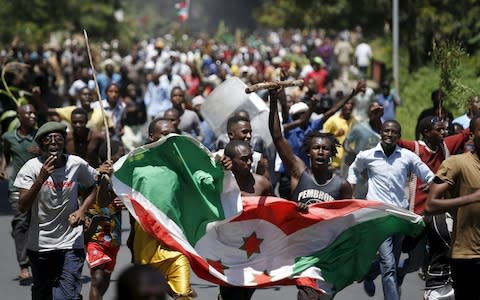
322,80,366,122
269,88,305,180
282,99,315,133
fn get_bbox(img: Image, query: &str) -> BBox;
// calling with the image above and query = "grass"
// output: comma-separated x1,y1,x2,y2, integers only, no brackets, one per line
369,38,480,140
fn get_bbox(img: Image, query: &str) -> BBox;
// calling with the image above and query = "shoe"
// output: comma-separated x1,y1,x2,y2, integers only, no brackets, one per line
363,279,375,297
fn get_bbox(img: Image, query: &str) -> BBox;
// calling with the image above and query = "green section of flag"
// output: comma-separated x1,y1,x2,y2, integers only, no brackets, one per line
293,214,424,294
114,135,225,245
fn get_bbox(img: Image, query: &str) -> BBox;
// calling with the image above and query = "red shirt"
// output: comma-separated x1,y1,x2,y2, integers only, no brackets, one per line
304,69,328,94
398,130,470,214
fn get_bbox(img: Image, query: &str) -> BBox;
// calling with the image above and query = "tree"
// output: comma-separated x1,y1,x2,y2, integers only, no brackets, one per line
254,0,480,72
0,0,122,46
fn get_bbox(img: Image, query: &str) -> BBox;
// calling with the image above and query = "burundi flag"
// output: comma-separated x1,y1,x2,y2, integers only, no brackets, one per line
175,0,190,22
112,134,424,296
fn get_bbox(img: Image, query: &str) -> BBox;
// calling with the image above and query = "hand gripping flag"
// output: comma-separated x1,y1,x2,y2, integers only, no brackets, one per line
112,134,424,296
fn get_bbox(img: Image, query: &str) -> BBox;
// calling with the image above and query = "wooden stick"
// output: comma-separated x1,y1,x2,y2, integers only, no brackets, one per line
245,79,304,94
83,29,111,162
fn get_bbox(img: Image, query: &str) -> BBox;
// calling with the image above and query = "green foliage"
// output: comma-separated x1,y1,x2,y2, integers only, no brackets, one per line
215,21,234,45
254,0,387,34
432,40,478,108
370,37,479,139
0,0,122,46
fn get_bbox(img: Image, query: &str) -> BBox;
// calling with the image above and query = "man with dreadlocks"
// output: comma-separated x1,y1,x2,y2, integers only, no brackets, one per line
269,87,352,300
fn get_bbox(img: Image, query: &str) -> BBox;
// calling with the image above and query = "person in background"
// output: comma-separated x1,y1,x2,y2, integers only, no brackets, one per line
65,108,105,167
0,104,40,285
92,83,125,141
144,71,172,121
415,89,454,140
376,81,401,122
169,86,203,142
452,95,480,129
343,101,383,198
322,95,356,174
352,85,375,123
191,95,216,151
304,57,329,95
121,83,147,152
50,87,113,133
354,40,372,79
97,59,121,100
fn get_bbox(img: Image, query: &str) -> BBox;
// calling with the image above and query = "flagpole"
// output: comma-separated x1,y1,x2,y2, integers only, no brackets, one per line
83,29,111,162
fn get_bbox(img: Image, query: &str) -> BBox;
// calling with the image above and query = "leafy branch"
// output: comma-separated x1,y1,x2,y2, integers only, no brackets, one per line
0,62,31,108
432,40,477,108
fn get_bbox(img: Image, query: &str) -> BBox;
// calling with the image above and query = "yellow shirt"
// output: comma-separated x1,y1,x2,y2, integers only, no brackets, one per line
322,113,355,169
55,106,113,132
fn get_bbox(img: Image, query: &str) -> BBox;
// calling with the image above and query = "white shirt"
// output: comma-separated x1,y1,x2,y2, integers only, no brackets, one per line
355,43,372,67
347,143,434,209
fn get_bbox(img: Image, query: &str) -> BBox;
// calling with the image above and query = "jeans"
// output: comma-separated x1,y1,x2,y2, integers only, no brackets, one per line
9,191,30,269
365,235,403,300
28,249,85,300
397,235,427,286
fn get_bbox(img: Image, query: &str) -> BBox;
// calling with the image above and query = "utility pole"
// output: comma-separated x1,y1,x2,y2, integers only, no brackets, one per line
393,0,399,92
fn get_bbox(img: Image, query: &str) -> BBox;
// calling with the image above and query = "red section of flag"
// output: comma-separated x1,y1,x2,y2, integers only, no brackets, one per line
235,197,382,235
253,271,272,285
207,259,229,275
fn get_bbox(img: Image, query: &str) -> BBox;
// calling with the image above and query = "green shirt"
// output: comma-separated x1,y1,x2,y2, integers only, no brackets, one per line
1,128,39,191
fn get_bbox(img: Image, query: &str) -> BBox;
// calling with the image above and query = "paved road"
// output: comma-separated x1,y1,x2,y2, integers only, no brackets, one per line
0,180,425,299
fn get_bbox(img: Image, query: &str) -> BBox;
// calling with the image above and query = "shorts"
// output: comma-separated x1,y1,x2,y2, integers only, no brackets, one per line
86,242,119,273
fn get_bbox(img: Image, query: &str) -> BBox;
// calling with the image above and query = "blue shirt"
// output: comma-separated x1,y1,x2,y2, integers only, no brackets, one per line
144,81,172,118
97,72,121,100
285,117,324,167
376,92,400,122
347,143,434,209
452,113,470,129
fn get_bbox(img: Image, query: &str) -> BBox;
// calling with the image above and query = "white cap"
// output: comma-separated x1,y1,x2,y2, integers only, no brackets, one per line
289,102,309,115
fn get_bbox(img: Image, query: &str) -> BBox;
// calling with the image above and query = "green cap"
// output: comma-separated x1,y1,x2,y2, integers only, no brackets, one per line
312,56,325,66
34,121,67,144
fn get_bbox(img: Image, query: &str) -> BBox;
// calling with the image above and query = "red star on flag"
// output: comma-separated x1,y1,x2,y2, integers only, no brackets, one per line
240,232,263,258
207,259,229,275
253,270,272,285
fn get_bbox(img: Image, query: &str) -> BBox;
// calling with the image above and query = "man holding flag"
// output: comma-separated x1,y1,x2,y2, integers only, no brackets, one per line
112,115,425,299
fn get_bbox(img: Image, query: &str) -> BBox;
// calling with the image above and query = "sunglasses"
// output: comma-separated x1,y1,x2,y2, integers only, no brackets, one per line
42,134,65,144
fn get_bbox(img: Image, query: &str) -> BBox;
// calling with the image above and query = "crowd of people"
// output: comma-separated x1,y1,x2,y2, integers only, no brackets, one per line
1,27,479,300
